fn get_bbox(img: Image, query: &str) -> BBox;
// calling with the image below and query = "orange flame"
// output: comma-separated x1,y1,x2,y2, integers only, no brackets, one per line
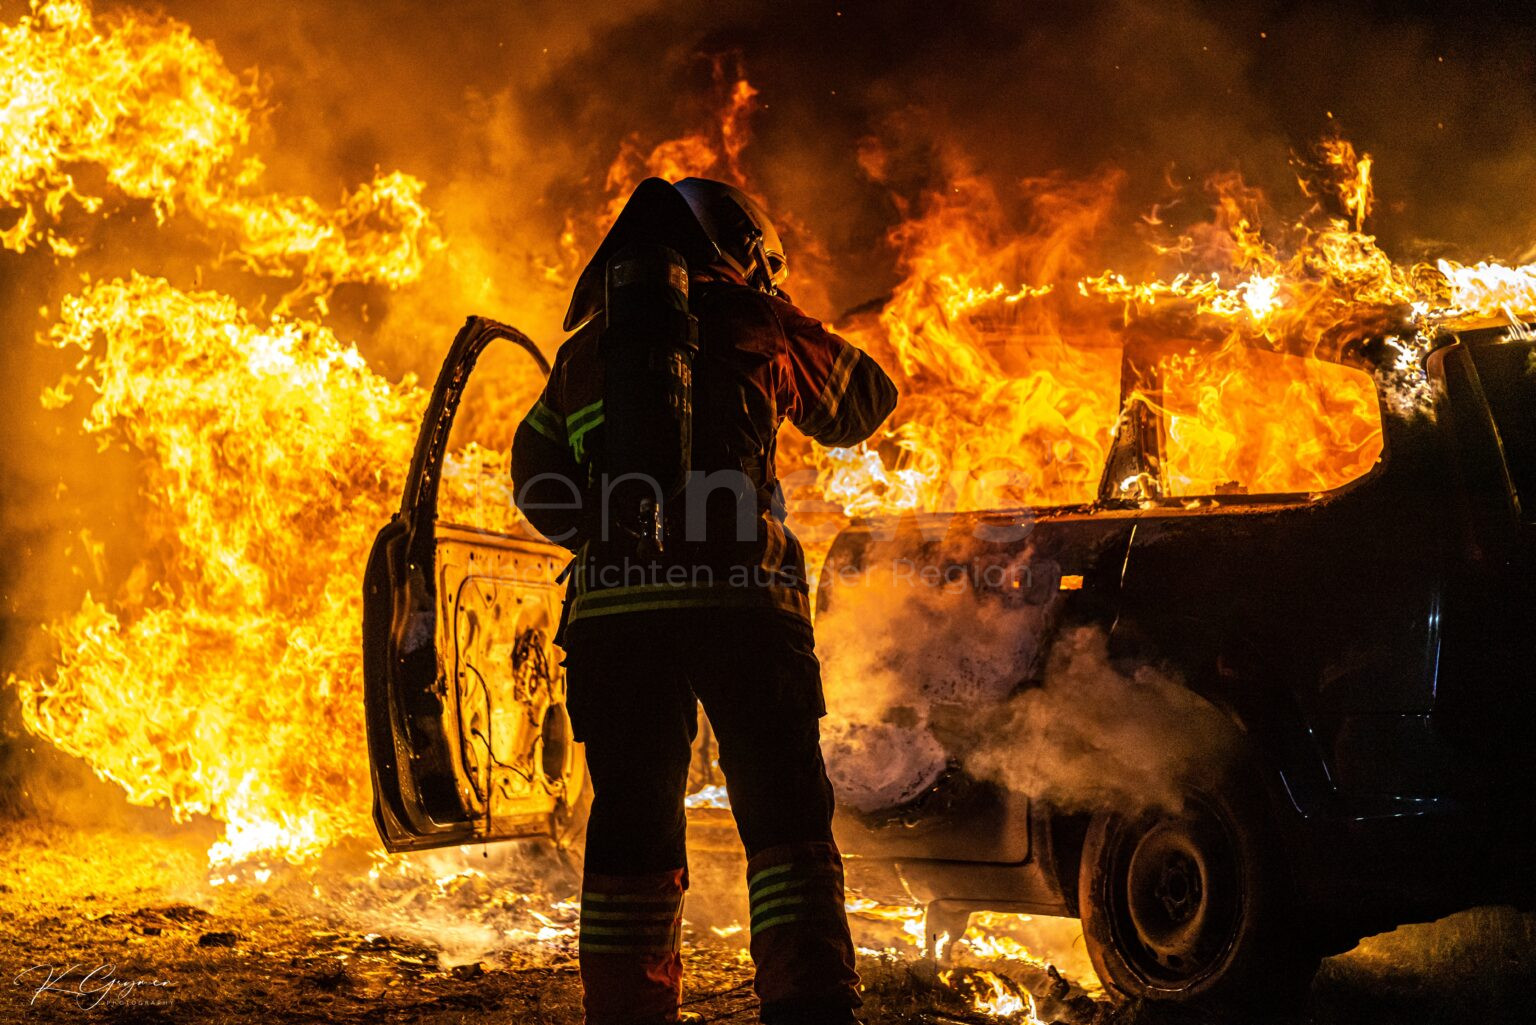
810,134,1519,522
5,0,449,865
0,0,441,296
938,968,1044,1023
19,275,425,864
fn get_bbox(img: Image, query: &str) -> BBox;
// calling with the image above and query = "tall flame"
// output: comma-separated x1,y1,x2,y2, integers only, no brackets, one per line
813,136,1533,520
5,0,445,864
814,164,1124,515
22,275,422,863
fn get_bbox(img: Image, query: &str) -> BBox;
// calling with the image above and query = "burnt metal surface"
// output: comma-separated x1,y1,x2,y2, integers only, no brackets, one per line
438,525,580,838
364,316,585,853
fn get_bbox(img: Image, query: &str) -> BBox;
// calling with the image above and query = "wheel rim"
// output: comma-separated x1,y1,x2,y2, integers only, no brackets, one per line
1104,794,1244,988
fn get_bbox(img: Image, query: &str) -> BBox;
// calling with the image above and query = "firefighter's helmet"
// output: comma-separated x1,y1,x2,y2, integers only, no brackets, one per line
672,177,787,292
563,177,787,332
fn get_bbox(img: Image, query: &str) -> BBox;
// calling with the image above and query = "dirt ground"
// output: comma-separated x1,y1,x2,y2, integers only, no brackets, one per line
0,815,1533,1025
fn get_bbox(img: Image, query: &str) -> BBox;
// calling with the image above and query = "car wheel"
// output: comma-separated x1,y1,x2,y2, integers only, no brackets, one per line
1079,775,1317,1016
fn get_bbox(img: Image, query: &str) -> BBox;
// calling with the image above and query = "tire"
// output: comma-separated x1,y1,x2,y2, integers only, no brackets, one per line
1078,771,1318,1017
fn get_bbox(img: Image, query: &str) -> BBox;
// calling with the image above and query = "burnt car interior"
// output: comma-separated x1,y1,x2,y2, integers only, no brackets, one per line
1101,335,1386,506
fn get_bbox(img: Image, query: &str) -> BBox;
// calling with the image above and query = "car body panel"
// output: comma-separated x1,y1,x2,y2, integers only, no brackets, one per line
363,316,586,853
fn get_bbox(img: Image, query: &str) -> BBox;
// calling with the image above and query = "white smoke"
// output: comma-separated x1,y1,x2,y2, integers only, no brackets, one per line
818,561,1233,817
966,624,1233,814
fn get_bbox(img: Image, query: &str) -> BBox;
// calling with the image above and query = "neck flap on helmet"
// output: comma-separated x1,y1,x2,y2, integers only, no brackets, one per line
563,178,719,333
563,177,786,333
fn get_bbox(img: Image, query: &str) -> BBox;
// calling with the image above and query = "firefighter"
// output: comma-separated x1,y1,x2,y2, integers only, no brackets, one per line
511,177,898,1025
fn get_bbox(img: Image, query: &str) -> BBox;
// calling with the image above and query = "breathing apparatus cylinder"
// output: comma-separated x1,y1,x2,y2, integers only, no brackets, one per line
598,243,698,558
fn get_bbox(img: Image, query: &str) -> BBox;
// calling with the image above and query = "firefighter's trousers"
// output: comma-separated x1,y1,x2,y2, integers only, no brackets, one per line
563,607,860,1025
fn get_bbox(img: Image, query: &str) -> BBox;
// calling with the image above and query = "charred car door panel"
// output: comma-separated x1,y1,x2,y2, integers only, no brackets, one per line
1114,496,1449,805
364,317,586,853
438,527,579,838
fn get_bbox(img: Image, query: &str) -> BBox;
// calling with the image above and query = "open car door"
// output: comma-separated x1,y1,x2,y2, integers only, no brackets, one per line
363,316,588,853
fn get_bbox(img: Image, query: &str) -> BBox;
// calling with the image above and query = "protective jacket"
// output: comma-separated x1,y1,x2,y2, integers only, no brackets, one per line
511,268,897,626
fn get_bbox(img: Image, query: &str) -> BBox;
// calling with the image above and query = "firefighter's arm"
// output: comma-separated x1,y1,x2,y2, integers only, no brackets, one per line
777,300,899,447
511,393,588,551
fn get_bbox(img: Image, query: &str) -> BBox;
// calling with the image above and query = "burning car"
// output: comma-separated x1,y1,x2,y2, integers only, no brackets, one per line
815,320,1536,1010
364,313,1536,1013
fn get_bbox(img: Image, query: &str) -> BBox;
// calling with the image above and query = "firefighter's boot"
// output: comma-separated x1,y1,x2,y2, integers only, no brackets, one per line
579,868,687,1025
746,841,861,1025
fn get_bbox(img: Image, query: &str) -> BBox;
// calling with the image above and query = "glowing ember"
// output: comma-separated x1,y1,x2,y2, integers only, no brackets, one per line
845,896,927,952
684,784,732,810
939,968,1044,1023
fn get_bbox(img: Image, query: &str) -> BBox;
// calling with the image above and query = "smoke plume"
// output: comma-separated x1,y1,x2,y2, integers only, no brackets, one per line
818,565,1233,817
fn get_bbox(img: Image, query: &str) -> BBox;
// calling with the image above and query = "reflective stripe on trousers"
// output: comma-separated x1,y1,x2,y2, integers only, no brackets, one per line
745,841,860,1023
579,868,686,1025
